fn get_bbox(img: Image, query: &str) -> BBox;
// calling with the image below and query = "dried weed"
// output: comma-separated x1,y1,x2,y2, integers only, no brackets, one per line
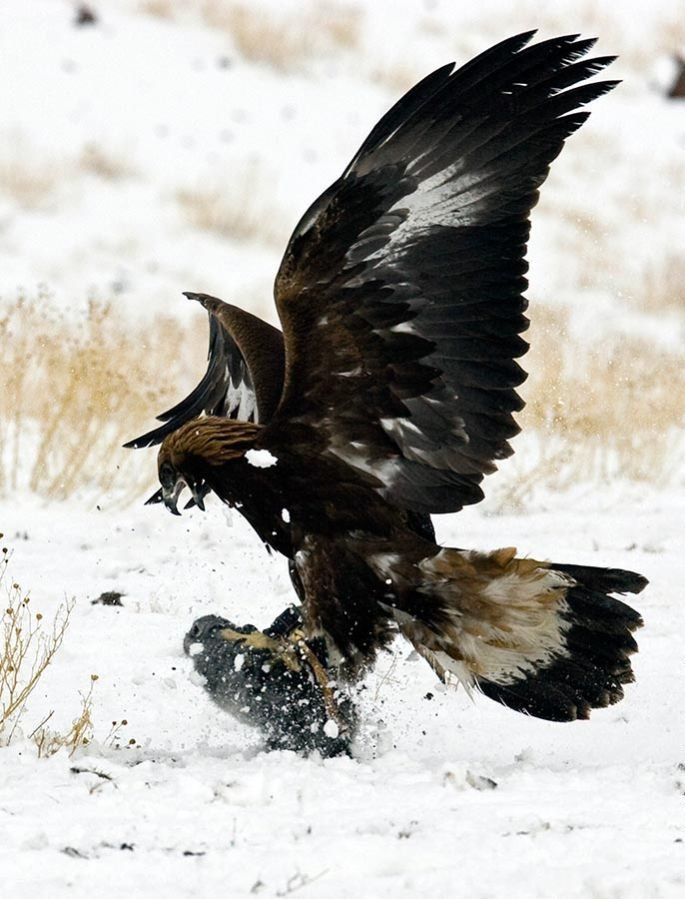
0,540,74,744
0,156,63,210
497,305,685,507
80,143,135,181
177,160,289,247
0,292,198,503
204,1,361,71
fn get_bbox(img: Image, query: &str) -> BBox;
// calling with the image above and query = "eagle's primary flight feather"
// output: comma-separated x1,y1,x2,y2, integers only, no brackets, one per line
128,32,645,723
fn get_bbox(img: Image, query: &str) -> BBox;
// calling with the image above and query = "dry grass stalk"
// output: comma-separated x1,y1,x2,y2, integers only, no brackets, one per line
32,676,97,758
80,143,134,181
0,156,62,210
317,2,361,50
641,254,685,315
372,653,399,703
0,293,196,503
203,1,361,71
139,0,174,18
177,161,288,248
0,537,98,756
496,305,685,507
0,141,133,209
0,540,74,743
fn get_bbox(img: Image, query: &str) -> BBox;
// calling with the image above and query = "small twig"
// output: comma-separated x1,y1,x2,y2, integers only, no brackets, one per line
372,654,399,702
28,709,54,740
70,766,118,794
276,869,328,897
70,766,114,782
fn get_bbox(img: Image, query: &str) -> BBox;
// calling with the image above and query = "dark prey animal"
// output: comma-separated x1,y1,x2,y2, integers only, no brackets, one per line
128,32,646,729
185,608,356,756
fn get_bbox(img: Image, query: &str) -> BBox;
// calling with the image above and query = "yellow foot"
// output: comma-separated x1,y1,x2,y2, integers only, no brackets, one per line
218,626,303,672
218,625,347,732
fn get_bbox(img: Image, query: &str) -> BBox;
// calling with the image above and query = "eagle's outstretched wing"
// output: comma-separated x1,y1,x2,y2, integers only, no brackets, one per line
271,32,616,514
125,293,285,449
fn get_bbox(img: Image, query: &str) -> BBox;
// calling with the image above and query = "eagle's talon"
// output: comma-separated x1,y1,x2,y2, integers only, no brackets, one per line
219,625,303,672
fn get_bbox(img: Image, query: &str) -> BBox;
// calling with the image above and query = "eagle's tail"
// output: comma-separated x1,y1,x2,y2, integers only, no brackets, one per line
388,547,646,722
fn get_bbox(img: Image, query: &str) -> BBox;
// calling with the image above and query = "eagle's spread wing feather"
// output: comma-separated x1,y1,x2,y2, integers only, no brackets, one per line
125,293,285,449
272,32,617,514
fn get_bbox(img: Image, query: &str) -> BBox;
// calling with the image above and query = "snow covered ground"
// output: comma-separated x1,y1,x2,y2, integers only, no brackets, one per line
2,1,685,897
3,488,684,898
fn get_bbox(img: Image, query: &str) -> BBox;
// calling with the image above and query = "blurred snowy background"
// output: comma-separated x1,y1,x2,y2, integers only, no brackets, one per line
1,2,684,897
1,0,684,503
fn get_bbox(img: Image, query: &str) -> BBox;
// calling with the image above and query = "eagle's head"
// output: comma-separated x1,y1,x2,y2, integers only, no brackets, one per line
156,417,262,515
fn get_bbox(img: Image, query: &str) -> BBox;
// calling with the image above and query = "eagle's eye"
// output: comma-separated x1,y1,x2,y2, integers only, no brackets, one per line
159,461,177,490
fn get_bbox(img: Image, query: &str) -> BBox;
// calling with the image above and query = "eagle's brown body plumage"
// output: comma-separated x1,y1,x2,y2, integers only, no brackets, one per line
130,32,646,725
158,412,644,720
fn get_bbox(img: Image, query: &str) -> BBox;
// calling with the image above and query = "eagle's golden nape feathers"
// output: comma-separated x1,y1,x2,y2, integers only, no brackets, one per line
161,416,262,466
157,417,263,515
381,549,645,722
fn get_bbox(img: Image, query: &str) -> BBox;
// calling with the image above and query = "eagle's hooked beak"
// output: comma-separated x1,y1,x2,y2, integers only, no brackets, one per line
162,479,185,516
161,477,207,515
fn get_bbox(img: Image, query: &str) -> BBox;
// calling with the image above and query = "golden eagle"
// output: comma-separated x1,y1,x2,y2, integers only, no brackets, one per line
128,32,645,723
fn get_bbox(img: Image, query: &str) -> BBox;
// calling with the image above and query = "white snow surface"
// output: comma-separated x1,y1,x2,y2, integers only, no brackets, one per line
2,1,685,897
2,489,683,898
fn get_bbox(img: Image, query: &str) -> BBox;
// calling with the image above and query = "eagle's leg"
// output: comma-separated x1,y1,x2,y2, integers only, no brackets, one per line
184,608,357,757
220,615,349,729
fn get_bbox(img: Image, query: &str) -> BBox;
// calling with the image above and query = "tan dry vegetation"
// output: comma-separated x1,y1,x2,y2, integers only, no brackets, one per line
177,161,290,248
0,294,202,504
641,254,685,315
204,1,361,70
0,538,97,755
0,142,132,210
556,204,685,314
139,0,174,18
140,0,361,71
0,155,63,210
551,203,611,294
497,305,685,507
79,143,135,182
539,137,685,307
0,147,134,221
566,3,685,74
31,676,96,758
0,561,72,742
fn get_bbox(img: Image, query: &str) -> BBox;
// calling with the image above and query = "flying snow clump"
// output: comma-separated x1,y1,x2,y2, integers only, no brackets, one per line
245,449,278,469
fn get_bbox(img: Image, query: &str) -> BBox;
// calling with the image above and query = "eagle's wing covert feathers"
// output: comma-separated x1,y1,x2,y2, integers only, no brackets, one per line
272,32,617,515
